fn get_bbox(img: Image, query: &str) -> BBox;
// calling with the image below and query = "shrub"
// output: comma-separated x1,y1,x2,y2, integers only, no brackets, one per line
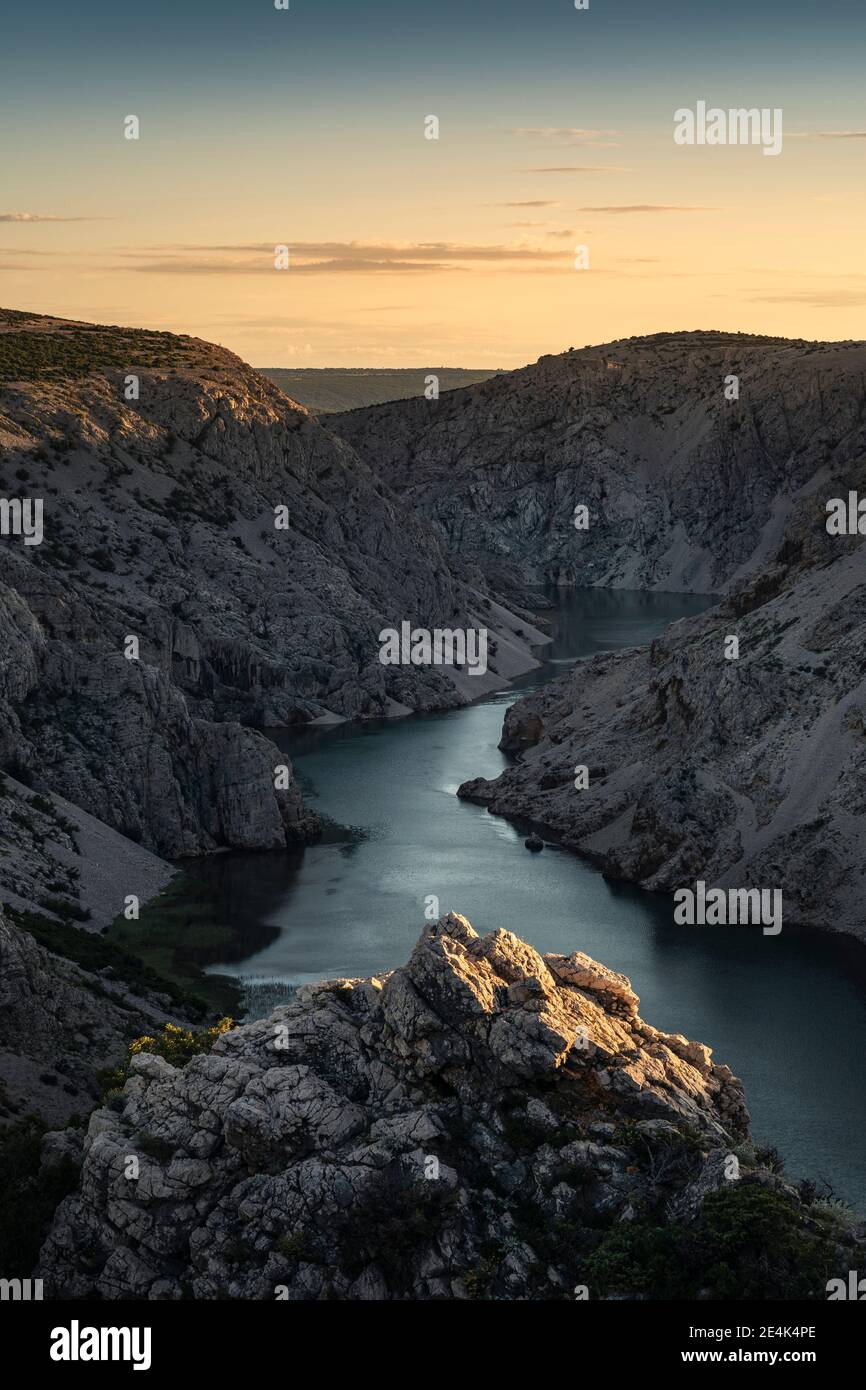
584,1182,838,1300
334,1167,458,1290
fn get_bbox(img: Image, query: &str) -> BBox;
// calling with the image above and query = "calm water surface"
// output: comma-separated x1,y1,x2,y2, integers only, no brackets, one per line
197,590,866,1206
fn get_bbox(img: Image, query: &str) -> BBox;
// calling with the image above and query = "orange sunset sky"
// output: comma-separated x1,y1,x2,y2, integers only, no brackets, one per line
2,0,865,367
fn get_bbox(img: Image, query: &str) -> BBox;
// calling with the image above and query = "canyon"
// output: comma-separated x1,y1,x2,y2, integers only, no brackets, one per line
332,332,866,937
2,314,866,1296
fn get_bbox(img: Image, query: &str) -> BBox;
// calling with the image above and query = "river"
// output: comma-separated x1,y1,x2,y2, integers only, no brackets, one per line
196,589,866,1207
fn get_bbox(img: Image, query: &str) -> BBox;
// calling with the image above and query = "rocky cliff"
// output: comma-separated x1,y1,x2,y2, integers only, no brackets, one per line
0,310,542,865
459,448,866,937
36,914,859,1301
331,331,866,595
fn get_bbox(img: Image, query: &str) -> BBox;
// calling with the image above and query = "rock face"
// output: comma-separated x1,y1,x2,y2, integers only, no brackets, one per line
38,913,753,1300
0,310,543,861
331,331,866,595
459,453,866,937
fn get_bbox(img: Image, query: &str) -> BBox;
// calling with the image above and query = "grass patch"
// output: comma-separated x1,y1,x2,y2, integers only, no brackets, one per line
104,873,243,1017
7,902,217,1020
98,1019,235,1102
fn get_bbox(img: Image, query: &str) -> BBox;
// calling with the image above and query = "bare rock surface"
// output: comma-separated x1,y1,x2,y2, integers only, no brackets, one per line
458,455,866,938
0,771,173,927
0,310,543,862
38,912,753,1300
332,331,866,595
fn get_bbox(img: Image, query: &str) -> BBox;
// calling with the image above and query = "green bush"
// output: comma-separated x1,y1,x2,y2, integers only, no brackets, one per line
100,1019,235,1101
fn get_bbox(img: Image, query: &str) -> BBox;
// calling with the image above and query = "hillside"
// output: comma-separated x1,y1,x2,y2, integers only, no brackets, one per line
0,310,542,882
331,331,866,596
458,446,866,937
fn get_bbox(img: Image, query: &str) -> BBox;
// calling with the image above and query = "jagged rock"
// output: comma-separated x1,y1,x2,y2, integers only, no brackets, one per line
524,833,543,852
38,912,753,1300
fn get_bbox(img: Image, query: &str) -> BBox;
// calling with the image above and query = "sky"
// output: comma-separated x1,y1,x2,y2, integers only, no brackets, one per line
1,0,865,366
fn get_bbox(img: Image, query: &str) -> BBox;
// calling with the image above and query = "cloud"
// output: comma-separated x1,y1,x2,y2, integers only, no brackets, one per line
788,131,866,140
525,166,631,174
0,246,60,256
747,290,866,307
0,211,94,222
489,200,561,208
123,240,572,275
509,128,622,146
577,204,717,214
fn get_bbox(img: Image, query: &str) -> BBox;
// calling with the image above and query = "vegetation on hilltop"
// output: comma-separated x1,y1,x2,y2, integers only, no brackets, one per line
0,317,199,383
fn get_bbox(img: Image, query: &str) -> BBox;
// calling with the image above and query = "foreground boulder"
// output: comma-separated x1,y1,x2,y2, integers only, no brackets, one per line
40,912,843,1301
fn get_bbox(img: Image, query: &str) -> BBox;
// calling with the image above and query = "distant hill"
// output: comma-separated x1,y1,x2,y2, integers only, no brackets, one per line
258,367,501,414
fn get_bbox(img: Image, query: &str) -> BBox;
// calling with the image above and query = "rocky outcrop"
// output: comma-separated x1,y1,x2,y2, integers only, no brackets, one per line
331,331,866,595
0,311,544,860
458,455,866,938
36,912,761,1299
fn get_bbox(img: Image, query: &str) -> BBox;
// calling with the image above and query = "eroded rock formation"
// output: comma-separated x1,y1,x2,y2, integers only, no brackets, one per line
38,913,762,1299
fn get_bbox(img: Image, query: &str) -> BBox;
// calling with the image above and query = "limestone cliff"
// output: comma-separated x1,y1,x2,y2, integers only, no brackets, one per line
332,331,866,595
0,310,542,864
0,903,191,1128
459,452,866,937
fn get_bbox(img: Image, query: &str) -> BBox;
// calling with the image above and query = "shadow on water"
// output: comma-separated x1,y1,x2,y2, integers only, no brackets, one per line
181,587,866,1207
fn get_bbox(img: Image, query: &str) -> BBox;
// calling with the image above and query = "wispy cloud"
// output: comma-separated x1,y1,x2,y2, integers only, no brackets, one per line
123,240,572,275
577,204,717,214
510,127,622,147
788,131,866,140
525,166,631,174
0,211,95,222
748,289,866,307
489,200,561,208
